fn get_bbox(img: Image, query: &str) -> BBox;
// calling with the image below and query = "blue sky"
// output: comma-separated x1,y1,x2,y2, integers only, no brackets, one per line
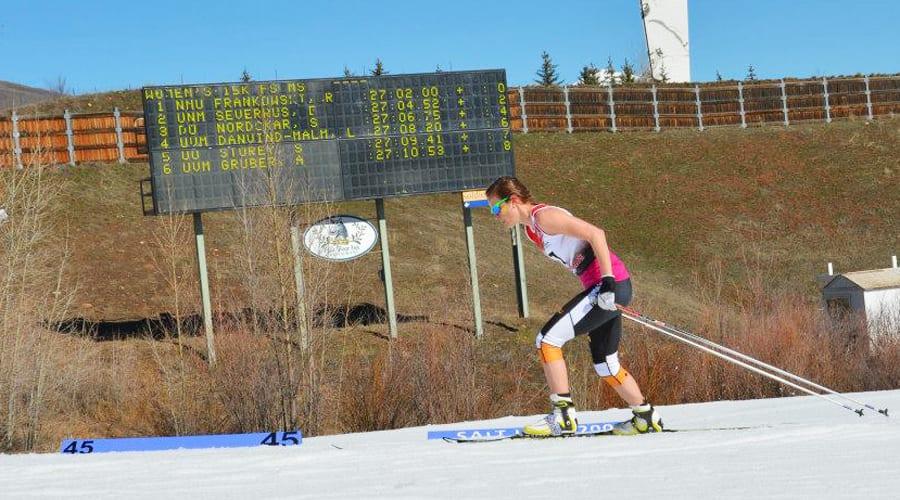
2,0,897,93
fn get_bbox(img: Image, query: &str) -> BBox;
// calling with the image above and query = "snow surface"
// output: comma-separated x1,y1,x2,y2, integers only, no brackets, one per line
2,390,899,499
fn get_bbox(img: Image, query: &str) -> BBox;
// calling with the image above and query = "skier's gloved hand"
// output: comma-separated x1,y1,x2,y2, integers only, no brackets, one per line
589,275,617,311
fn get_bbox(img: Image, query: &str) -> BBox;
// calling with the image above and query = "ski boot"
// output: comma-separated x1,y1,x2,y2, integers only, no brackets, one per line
524,394,578,437
612,402,663,435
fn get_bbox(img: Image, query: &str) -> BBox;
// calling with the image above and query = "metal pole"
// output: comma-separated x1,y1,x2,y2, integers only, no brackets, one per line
113,107,126,163
651,84,661,132
375,199,398,338
620,308,869,417
822,77,832,123
11,111,22,169
63,109,76,166
695,85,704,131
620,305,888,417
607,82,617,133
463,206,483,338
863,75,874,121
193,212,217,367
518,87,528,134
737,82,747,128
563,85,573,133
780,79,789,126
289,224,309,351
511,225,529,318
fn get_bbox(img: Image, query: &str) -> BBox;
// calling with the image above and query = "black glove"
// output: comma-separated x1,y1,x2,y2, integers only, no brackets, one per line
589,275,617,311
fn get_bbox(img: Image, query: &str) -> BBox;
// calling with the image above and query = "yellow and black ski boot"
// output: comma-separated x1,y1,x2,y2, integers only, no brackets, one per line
524,394,579,437
612,402,663,435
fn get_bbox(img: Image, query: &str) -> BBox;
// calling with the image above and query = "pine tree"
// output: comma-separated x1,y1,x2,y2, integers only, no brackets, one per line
535,51,561,86
579,63,599,85
621,58,635,84
605,57,617,85
745,64,757,82
371,58,387,76
240,68,252,82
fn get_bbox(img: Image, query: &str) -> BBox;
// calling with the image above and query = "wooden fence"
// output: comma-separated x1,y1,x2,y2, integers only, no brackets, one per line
0,109,146,168
511,75,900,132
0,75,898,168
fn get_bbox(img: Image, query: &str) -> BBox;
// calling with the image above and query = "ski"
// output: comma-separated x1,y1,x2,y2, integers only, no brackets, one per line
442,424,769,443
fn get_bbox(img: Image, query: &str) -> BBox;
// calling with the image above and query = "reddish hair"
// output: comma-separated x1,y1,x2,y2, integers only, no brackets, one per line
485,176,536,204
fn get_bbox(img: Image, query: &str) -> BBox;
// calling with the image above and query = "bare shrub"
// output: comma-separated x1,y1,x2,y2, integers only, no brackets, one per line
0,159,77,451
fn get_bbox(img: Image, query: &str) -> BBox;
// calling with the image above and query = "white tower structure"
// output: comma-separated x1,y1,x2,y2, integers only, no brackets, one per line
640,0,691,82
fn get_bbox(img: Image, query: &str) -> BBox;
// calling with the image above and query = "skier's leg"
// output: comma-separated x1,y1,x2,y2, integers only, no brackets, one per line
589,314,663,434
589,316,645,406
526,290,595,436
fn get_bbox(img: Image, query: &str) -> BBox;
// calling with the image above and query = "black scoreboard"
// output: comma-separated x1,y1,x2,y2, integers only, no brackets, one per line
142,69,515,214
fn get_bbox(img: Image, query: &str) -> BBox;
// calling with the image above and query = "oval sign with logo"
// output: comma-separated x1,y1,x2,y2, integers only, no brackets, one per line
303,215,378,262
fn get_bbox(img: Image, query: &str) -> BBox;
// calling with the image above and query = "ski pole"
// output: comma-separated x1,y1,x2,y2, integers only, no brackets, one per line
620,307,888,417
619,307,867,417
619,305,889,417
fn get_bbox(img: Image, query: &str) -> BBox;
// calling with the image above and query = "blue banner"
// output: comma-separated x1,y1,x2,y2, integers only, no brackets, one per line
60,430,302,454
427,421,616,440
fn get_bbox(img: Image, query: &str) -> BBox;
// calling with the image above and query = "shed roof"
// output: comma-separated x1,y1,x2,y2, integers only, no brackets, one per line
824,268,900,291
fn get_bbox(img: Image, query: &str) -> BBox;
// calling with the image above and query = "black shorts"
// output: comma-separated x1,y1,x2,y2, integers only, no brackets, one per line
535,279,632,365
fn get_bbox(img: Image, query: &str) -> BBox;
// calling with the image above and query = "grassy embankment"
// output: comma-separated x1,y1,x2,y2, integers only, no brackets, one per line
2,95,897,451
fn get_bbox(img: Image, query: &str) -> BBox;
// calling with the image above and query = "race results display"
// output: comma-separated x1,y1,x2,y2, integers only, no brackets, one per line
142,70,515,214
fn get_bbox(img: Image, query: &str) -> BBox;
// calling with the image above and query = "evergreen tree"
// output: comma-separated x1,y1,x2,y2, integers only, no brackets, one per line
605,57,617,85
535,51,561,86
579,63,599,85
371,58,388,76
745,64,757,82
621,58,636,84
240,68,252,82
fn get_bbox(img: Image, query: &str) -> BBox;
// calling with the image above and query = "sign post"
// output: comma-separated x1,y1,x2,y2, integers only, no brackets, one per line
193,213,216,366
511,225,529,318
462,204,484,338
375,199,398,338
289,224,309,351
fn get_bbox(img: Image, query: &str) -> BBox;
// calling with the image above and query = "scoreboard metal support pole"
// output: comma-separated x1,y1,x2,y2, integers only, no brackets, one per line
463,206,484,338
511,225,529,318
289,224,310,351
193,213,217,366
375,199,399,339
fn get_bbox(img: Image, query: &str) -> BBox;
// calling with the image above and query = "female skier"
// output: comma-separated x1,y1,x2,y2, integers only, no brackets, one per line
485,176,663,436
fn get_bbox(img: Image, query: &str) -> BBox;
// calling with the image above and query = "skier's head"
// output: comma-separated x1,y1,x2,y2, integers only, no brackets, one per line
485,176,535,205
485,176,535,228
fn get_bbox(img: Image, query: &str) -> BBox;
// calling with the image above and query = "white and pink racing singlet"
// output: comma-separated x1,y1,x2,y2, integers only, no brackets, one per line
524,204,630,289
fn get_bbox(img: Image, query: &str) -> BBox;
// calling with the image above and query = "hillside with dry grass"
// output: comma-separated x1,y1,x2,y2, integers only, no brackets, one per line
1,116,898,452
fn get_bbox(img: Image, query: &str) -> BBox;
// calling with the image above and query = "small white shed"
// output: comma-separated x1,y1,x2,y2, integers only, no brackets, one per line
822,268,900,341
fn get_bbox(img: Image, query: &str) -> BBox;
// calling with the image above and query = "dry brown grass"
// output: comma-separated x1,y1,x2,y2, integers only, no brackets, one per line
1,119,898,452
